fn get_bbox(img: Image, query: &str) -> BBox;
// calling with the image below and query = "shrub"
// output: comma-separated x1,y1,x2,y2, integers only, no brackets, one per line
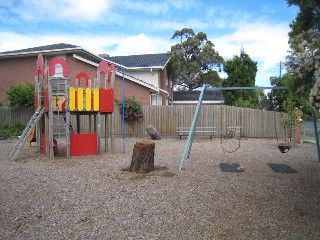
6,82,34,109
0,123,26,139
115,96,144,121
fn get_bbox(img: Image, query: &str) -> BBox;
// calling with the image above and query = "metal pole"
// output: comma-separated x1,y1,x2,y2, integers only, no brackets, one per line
179,84,206,171
118,68,126,154
312,109,320,162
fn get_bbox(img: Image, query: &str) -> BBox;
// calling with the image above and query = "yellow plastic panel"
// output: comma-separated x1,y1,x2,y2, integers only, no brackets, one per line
85,88,92,111
93,88,99,111
52,95,63,111
77,88,84,111
69,87,76,111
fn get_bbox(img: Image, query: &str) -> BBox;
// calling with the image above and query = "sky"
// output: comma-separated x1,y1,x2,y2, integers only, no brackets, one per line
0,0,298,87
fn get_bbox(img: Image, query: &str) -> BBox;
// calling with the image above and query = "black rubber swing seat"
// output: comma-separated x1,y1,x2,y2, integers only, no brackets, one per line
278,143,291,153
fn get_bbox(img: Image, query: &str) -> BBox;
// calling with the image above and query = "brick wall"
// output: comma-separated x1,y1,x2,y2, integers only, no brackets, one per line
113,76,151,105
0,56,37,104
0,54,151,105
159,67,173,105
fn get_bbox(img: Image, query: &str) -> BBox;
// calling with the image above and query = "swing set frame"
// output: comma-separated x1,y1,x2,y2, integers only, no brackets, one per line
178,85,289,171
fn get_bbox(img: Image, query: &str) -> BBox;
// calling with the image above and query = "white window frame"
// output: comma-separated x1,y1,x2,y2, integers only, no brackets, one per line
150,94,162,106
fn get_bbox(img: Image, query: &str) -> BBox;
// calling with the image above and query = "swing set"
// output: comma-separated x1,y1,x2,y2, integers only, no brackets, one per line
179,84,289,171
220,106,242,153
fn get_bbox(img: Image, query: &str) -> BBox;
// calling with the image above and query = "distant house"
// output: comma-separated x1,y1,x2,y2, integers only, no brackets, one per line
100,53,171,105
0,43,172,106
173,90,225,105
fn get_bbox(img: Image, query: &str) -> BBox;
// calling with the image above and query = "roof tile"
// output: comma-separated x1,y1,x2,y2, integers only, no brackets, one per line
1,43,79,54
100,53,170,68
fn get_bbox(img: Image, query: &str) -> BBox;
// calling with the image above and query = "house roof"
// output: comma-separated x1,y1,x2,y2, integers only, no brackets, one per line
0,43,168,95
99,53,171,69
0,43,104,64
173,90,225,102
1,43,80,54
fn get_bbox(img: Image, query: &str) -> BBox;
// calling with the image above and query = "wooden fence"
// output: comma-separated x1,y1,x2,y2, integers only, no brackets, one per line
0,105,289,138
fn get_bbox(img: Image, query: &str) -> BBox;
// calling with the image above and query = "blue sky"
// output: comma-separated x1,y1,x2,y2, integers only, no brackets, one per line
0,0,298,87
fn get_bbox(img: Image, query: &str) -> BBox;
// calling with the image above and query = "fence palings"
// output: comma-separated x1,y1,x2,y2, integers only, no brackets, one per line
0,105,289,138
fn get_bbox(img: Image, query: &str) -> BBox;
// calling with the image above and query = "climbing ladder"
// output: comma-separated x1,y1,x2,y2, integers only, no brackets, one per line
47,75,71,159
10,106,45,160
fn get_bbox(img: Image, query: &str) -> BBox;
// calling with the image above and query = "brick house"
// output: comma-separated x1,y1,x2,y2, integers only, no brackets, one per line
0,43,172,106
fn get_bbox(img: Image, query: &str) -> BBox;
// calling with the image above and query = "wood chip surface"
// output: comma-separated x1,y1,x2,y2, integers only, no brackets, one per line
1,137,319,239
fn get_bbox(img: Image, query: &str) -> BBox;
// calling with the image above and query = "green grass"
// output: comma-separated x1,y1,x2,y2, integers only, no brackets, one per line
129,165,176,180
154,165,169,171
302,135,315,141
130,173,149,180
161,170,176,177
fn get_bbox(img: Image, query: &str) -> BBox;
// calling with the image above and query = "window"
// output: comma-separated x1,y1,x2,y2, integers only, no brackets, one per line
151,94,162,106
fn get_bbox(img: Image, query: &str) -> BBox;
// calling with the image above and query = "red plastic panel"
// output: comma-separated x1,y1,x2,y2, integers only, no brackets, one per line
43,87,49,112
70,133,98,156
48,57,69,77
34,90,38,109
76,71,91,87
97,60,109,75
36,53,44,76
99,88,114,113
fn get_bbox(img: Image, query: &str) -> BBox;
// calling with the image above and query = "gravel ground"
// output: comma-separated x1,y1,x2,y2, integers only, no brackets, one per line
0,137,319,240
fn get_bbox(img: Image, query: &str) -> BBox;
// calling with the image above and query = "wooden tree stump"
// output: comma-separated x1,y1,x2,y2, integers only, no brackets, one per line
146,125,161,140
129,141,155,173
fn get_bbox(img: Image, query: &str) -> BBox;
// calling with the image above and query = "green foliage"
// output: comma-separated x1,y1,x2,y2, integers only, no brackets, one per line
115,96,144,121
268,74,312,120
286,0,320,112
222,48,259,107
0,123,25,139
6,82,34,109
168,28,224,90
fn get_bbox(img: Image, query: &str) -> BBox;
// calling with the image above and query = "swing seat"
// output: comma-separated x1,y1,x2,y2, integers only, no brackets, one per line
278,143,291,153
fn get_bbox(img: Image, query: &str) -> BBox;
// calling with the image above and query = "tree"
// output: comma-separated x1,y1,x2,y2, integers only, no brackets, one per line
6,83,34,109
222,48,259,108
286,0,320,110
168,28,224,90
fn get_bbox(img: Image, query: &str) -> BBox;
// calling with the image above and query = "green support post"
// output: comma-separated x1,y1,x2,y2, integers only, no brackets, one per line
179,85,207,171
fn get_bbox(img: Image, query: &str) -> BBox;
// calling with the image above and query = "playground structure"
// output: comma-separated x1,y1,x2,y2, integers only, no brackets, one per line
10,54,116,160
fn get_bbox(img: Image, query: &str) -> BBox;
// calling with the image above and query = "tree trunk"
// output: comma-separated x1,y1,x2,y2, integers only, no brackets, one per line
129,141,155,173
146,125,161,140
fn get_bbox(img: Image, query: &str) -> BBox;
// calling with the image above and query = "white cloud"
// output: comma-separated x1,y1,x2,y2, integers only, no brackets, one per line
0,31,171,56
211,22,290,86
108,33,171,56
12,0,111,23
116,0,199,15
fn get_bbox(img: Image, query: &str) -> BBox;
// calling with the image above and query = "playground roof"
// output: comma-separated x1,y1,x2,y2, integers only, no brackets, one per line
99,53,170,70
173,90,225,104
